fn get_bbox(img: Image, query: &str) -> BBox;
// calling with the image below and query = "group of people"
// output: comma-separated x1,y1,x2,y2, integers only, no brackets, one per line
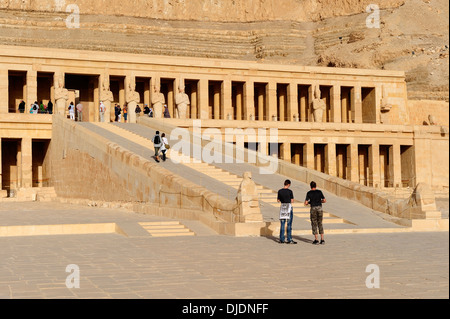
18,100,53,114
68,101,84,121
277,180,326,245
113,104,128,122
140,104,171,118
151,130,169,163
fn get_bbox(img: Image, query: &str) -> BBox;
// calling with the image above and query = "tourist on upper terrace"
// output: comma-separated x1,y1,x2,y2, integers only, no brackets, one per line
99,101,105,122
76,102,83,122
18,100,25,113
163,104,171,118
143,104,150,116
68,102,75,120
123,104,128,123
114,104,121,122
47,100,53,114
135,104,142,118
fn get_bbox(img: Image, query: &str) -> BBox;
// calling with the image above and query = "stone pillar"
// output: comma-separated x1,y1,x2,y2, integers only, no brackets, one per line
0,70,8,113
348,144,359,183
198,79,209,120
287,83,298,122
389,144,402,188
352,86,363,123
330,85,341,123
235,85,243,120
144,80,150,107
281,142,291,162
190,83,198,119
304,143,315,170
222,80,232,120
325,143,336,176
243,81,254,120
27,70,37,109
299,87,308,122
278,88,285,121
266,81,277,121
257,86,265,121
369,143,381,188
21,138,32,188
308,85,314,122
213,83,221,120
0,137,2,190
167,79,175,119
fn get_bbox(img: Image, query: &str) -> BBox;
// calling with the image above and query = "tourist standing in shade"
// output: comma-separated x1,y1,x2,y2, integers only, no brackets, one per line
68,102,75,120
47,100,53,114
135,104,142,119
99,101,106,122
304,181,326,245
163,104,171,118
76,102,83,122
277,179,296,244
18,100,25,113
123,104,128,123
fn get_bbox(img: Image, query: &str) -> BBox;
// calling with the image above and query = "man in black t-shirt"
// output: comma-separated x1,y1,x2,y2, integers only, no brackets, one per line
277,179,296,244
304,181,326,245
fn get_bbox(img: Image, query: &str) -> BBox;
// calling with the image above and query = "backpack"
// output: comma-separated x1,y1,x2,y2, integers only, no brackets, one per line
153,135,161,145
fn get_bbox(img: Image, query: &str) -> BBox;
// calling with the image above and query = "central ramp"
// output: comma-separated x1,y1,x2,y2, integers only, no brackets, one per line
77,122,407,235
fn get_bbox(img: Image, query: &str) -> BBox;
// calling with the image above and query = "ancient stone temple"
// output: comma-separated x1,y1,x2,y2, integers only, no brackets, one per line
0,0,448,234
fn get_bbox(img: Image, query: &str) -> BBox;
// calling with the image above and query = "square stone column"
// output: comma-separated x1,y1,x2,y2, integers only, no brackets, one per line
235,84,243,120
325,143,336,176
243,81,254,120
26,70,37,108
213,83,221,120
266,81,277,121
0,69,8,114
389,143,402,188
351,86,363,123
330,85,341,123
348,144,359,183
0,137,2,189
369,143,381,188
287,82,298,122
221,80,232,120
304,143,315,170
280,142,291,162
198,79,209,120
21,138,32,188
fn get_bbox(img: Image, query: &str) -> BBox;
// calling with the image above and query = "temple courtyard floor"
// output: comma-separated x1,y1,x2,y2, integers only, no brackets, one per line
0,201,448,299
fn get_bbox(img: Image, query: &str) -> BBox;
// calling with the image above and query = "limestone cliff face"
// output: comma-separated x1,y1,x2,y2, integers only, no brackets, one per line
0,0,404,22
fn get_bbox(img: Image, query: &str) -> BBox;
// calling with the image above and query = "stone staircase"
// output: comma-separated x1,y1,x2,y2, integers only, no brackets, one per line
139,221,195,237
93,122,350,227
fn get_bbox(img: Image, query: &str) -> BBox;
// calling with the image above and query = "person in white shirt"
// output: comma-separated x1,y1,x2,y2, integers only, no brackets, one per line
160,133,169,162
99,101,106,122
68,102,75,120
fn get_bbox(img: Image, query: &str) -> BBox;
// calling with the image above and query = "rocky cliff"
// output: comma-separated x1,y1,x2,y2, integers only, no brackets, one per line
0,0,447,100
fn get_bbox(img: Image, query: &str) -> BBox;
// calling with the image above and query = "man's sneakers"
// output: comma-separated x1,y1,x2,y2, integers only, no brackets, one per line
320,240,325,245
312,239,325,245
279,240,297,244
